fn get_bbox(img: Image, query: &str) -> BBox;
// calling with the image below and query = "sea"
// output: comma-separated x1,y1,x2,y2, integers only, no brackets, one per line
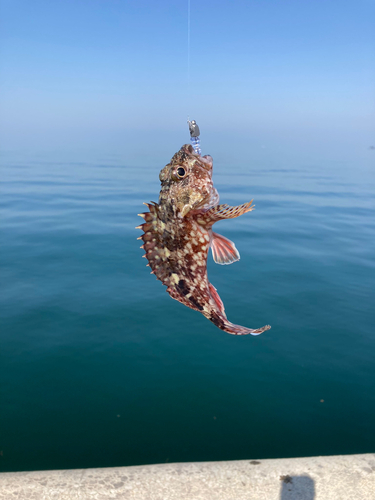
1,143,374,472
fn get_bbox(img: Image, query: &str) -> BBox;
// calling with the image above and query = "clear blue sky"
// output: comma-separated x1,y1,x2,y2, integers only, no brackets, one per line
1,0,374,160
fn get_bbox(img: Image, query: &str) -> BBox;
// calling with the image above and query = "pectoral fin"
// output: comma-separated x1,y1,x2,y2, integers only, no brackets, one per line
211,232,240,265
206,201,255,221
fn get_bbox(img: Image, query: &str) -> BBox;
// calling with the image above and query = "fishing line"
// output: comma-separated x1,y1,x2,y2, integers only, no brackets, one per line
186,0,201,155
187,0,191,119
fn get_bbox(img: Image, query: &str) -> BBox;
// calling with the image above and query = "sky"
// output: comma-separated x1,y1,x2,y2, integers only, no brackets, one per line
0,0,374,162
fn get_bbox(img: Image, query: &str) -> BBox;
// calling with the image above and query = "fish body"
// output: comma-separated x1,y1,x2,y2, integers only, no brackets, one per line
138,144,270,336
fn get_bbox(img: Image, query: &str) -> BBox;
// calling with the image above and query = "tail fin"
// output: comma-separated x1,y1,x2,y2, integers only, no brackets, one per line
209,309,271,336
222,321,271,336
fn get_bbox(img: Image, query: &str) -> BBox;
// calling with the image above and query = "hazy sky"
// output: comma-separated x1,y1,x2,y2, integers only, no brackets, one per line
1,0,374,160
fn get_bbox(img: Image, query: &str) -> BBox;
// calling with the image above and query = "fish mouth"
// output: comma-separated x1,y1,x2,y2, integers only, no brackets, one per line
199,155,213,171
184,145,213,171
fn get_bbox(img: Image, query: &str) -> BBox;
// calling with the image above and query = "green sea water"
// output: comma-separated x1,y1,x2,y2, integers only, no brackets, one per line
0,147,374,472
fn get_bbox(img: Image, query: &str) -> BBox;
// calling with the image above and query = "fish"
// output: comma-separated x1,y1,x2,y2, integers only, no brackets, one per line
137,144,271,336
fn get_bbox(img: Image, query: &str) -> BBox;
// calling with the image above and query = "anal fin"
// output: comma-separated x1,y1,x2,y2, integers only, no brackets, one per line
211,232,240,265
208,283,226,315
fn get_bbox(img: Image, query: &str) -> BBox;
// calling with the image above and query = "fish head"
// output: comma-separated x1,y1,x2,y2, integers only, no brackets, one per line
159,144,219,217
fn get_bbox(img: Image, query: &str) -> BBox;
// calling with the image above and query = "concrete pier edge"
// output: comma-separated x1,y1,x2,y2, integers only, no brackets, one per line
0,453,374,499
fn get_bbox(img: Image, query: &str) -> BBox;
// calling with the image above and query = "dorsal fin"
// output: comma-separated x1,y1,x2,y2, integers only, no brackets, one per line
137,202,171,285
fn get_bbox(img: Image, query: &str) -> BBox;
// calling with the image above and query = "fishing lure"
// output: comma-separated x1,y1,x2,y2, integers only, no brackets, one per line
187,119,201,155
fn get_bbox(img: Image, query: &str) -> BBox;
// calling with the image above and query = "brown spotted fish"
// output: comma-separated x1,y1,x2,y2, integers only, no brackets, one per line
137,144,271,336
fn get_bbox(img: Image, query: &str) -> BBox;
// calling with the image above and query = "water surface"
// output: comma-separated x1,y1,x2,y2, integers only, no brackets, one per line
1,148,374,472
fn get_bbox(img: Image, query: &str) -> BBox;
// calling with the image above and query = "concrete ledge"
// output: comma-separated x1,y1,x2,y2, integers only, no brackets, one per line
0,453,374,500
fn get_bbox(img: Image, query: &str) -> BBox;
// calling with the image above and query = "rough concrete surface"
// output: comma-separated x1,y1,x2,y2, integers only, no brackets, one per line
0,453,374,500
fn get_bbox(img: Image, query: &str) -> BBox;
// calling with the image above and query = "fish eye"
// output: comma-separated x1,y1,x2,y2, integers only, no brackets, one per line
176,167,186,178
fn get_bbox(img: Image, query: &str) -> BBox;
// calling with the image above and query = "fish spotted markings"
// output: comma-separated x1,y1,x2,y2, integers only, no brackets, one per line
137,144,270,336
